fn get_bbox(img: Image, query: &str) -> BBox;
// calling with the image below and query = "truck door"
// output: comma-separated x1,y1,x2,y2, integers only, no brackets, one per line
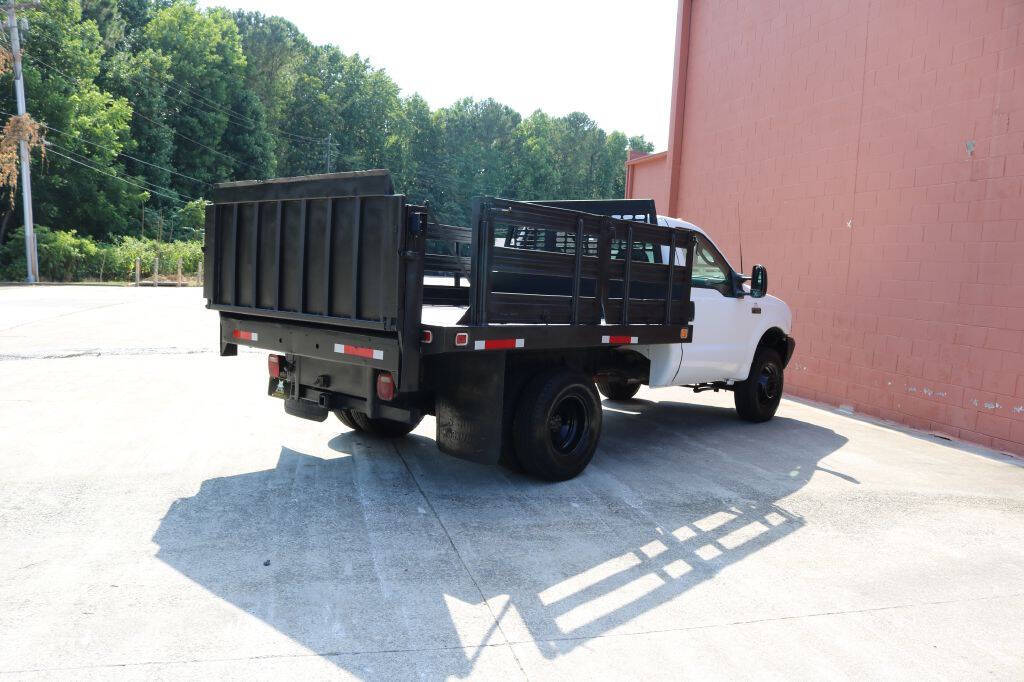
672,235,748,384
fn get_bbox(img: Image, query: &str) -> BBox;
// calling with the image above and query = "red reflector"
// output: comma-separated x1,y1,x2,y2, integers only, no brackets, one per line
454,332,469,347
268,354,282,378
232,329,257,341
421,329,433,344
376,372,396,401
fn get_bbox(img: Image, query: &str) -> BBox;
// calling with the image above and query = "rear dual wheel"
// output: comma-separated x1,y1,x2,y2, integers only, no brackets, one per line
334,408,420,437
512,370,602,481
596,376,641,401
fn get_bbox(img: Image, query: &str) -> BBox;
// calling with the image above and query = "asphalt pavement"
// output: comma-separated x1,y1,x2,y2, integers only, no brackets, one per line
1,285,1022,680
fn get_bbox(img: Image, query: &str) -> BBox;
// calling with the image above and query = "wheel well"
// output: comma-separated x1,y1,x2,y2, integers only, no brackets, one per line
758,327,792,367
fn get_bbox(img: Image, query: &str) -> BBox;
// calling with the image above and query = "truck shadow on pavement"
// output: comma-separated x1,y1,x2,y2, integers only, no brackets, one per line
153,399,849,678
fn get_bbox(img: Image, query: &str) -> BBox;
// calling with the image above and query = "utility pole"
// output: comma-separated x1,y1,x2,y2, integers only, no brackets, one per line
325,133,332,173
7,2,40,282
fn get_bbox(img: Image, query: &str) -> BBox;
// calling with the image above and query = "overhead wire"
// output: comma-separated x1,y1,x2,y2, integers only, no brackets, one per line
25,27,340,147
42,146,186,203
41,137,197,201
25,54,257,172
0,108,212,188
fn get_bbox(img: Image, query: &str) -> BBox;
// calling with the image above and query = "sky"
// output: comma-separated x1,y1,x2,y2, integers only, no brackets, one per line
197,0,678,149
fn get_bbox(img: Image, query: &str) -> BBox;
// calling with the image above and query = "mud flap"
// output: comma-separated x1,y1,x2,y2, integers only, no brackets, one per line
284,397,328,422
432,352,505,464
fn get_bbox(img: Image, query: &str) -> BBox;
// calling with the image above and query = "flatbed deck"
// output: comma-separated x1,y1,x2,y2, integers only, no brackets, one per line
205,171,700,474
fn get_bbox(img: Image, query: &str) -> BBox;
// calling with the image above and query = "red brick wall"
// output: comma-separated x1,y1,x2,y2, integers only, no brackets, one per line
631,0,1024,455
625,152,670,215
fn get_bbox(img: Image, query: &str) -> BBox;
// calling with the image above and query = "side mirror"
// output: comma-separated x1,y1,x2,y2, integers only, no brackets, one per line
750,264,768,298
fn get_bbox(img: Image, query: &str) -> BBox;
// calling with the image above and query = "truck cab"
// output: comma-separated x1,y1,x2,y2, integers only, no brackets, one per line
622,215,794,423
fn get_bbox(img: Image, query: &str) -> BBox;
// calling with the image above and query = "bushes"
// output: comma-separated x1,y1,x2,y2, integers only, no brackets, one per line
0,227,204,282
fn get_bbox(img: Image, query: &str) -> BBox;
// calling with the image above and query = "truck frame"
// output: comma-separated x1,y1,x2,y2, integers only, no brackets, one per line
204,170,698,480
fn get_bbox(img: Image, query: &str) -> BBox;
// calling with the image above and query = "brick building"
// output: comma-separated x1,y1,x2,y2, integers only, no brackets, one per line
627,0,1024,455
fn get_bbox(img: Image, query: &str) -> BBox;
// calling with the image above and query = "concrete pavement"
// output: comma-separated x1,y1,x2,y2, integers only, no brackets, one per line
1,285,1022,680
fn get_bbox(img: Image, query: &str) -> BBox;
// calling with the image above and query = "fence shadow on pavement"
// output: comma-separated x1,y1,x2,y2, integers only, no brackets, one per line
153,398,849,678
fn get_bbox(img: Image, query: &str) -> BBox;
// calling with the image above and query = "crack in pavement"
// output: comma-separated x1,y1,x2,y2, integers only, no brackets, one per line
0,347,262,361
0,348,212,361
0,301,128,333
3,591,1020,675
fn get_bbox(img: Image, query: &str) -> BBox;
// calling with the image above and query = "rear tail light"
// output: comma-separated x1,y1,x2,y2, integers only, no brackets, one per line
421,329,433,344
376,372,396,401
454,332,469,347
268,354,285,378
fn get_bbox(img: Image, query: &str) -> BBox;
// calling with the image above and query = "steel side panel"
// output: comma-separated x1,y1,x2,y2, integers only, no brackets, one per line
418,324,694,355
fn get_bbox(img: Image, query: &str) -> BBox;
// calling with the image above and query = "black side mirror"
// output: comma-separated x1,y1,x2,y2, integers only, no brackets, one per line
750,264,768,298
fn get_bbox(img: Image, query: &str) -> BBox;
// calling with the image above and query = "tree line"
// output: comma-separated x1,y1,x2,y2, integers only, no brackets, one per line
0,0,653,278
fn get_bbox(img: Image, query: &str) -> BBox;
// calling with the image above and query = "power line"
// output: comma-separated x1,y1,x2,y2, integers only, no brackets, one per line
0,108,211,188
25,54,256,172
25,27,339,147
42,138,198,201
42,146,186,203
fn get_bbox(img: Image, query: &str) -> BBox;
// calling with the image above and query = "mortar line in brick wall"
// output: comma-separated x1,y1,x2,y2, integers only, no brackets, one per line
844,0,873,301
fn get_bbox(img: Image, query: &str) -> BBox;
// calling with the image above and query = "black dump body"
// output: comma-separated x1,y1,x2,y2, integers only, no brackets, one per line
205,170,697,462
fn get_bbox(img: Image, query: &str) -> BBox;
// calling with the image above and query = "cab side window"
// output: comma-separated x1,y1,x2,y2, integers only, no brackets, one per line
692,236,731,291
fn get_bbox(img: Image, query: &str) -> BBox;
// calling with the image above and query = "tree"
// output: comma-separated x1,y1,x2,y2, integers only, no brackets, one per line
142,3,251,185
102,47,175,192
231,10,307,159
278,45,403,178
2,0,143,239
0,0,648,257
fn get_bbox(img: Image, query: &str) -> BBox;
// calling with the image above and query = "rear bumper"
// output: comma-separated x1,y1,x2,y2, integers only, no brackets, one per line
220,315,400,374
220,314,423,424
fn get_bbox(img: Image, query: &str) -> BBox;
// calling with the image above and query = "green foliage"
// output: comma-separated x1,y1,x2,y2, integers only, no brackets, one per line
0,226,202,282
176,199,208,237
0,0,658,275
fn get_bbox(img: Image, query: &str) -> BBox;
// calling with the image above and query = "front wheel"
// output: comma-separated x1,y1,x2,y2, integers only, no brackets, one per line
734,348,784,422
513,369,602,481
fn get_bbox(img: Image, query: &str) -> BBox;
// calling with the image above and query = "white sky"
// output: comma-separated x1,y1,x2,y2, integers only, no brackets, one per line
198,0,677,149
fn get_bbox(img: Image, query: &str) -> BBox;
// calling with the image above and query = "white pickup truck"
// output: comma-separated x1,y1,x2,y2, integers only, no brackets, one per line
597,216,795,424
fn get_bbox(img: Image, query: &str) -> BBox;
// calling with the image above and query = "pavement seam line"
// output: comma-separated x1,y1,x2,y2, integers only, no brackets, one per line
0,301,127,333
391,440,531,682
3,591,1021,675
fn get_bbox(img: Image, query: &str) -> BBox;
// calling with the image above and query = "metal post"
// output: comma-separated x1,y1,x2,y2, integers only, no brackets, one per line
153,256,159,286
7,3,39,283
135,257,141,286
325,133,333,173
176,258,182,287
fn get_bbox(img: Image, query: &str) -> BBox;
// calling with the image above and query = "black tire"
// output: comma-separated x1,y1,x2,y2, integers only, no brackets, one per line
333,408,362,431
734,348,784,422
596,377,641,401
349,411,421,438
513,369,602,481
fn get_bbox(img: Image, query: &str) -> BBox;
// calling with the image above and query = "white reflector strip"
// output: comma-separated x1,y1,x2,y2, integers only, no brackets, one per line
473,338,525,350
333,343,384,360
601,335,638,344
